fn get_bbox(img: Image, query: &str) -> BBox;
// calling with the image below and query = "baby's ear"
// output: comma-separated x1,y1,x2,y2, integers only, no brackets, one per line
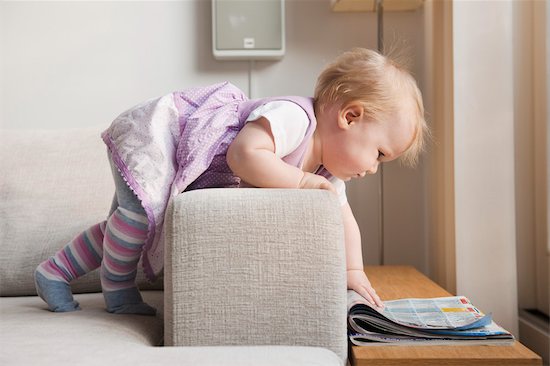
338,102,364,129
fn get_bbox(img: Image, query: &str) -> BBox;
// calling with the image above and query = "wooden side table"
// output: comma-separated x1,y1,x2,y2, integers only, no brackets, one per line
349,266,542,366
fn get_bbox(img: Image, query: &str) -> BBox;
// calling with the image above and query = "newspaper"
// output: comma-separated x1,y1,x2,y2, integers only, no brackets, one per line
347,290,514,346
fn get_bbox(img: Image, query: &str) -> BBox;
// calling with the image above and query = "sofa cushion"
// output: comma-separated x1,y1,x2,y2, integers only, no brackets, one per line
0,290,164,349
0,290,342,366
0,128,162,296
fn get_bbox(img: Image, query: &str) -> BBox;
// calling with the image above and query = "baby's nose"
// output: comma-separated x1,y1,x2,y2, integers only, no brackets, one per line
369,164,378,174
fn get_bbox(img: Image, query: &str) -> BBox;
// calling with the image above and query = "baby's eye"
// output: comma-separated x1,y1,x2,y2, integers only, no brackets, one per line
378,151,385,159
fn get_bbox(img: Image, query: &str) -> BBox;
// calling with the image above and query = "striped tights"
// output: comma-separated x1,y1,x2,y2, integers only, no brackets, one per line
35,183,156,315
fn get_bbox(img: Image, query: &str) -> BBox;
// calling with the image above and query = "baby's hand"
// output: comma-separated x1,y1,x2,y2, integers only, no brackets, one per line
299,172,336,193
347,269,384,309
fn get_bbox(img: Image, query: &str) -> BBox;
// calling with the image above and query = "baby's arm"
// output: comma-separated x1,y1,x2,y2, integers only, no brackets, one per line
342,202,384,308
227,117,335,192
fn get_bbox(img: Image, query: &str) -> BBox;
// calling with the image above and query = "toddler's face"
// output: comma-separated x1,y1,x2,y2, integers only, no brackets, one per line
322,101,415,181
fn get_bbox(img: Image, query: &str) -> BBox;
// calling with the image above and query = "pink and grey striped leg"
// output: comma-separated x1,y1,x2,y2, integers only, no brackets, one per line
100,206,156,315
34,221,106,312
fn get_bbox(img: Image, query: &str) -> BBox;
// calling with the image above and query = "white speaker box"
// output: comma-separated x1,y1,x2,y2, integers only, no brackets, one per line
212,0,285,60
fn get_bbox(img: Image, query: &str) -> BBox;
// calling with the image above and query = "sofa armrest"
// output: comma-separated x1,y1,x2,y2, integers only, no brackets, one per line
164,188,347,362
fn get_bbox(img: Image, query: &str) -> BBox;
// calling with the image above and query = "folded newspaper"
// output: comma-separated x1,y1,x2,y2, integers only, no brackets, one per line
348,290,515,346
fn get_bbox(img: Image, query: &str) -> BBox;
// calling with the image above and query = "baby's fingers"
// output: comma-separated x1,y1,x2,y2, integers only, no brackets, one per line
357,287,376,307
370,289,384,309
320,180,336,194
362,286,384,309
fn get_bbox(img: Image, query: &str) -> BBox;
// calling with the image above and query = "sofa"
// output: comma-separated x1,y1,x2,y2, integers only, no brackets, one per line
0,128,348,366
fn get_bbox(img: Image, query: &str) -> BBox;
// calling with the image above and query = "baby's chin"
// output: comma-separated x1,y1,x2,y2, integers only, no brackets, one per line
342,173,368,181
332,172,351,181
323,167,357,181
324,167,344,180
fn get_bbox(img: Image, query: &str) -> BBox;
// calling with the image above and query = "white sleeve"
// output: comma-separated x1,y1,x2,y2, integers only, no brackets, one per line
245,101,309,158
329,176,348,206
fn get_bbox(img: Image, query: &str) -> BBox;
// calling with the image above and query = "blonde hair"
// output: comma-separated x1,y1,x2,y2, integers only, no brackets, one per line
314,47,429,167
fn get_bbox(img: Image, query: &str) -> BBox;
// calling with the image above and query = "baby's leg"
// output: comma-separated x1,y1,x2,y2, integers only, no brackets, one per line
34,221,106,312
100,206,155,315
101,158,155,315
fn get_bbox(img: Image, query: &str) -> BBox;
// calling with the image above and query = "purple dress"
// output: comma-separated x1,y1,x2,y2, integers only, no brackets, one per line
102,82,330,281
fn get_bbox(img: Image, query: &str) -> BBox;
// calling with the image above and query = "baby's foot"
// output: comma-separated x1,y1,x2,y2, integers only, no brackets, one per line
103,287,156,316
34,270,80,312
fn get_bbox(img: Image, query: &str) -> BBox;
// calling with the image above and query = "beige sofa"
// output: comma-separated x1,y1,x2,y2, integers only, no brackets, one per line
0,128,348,365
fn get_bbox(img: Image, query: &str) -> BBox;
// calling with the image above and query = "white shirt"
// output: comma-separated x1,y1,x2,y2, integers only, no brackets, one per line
246,101,347,205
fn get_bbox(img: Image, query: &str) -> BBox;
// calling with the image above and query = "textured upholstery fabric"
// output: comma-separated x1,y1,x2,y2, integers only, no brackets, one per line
0,128,162,296
1,291,341,366
164,188,348,363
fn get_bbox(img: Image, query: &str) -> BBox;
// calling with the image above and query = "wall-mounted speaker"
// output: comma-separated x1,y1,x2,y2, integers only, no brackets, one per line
212,0,285,60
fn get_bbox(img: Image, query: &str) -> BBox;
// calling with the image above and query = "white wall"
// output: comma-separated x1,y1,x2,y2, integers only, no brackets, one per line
0,1,4,128
1,1,247,130
453,0,518,334
1,0,428,273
